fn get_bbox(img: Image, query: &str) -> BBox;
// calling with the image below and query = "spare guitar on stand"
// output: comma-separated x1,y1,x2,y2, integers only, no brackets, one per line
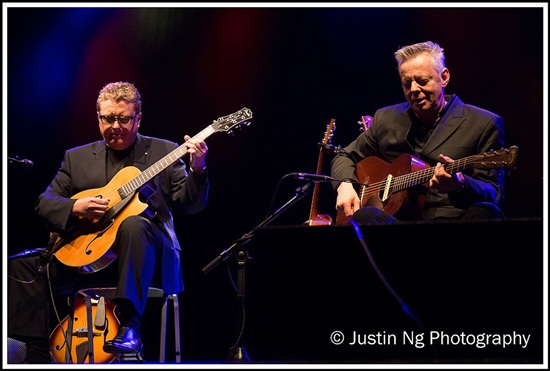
305,115,373,226
49,289,119,364
304,119,337,226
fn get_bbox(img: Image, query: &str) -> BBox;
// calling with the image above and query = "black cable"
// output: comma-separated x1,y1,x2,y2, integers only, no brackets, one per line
350,219,426,331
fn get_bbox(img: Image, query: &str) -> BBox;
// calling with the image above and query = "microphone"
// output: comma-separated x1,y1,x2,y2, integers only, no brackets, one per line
288,172,338,182
20,159,34,168
8,156,34,168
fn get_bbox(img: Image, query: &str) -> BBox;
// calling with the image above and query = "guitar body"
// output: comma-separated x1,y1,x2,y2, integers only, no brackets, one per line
336,154,429,224
306,211,333,226
50,295,119,364
335,146,519,225
54,166,149,273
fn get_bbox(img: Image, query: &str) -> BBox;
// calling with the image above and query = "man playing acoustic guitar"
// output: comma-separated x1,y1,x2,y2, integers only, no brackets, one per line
331,41,509,224
8,81,210,362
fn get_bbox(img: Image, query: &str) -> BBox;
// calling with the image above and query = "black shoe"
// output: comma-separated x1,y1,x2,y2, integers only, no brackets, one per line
103,326,143,354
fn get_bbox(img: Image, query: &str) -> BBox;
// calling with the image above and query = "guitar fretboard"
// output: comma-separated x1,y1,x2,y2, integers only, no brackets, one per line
391,156,474,192
117,126,215,199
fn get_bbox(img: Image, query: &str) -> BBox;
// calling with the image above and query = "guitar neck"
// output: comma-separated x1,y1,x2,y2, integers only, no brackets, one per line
118,126,215,198
391,155,474,192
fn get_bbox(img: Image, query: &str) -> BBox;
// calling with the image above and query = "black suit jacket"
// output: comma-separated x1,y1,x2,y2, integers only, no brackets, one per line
36,133,209,293
331,95,505,219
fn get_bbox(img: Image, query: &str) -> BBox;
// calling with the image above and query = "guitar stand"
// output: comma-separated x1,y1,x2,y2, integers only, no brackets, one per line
202,182,314,363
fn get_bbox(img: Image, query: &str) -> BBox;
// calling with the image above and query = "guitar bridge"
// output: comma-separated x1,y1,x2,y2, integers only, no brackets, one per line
381,174,393,202
72,329,101,338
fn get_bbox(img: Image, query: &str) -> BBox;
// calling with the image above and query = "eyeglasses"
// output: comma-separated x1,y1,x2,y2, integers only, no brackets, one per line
99,114,136,126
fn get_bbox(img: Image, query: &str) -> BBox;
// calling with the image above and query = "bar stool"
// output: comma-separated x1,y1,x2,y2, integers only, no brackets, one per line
147,287,181,363
50,287,182,364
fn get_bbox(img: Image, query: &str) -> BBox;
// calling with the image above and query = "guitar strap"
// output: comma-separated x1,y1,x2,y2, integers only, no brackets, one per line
84,296,95,363
64,302,75,363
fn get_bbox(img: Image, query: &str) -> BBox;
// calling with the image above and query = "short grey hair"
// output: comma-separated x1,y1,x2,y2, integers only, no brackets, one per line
96,81,142,113
394,41,446,74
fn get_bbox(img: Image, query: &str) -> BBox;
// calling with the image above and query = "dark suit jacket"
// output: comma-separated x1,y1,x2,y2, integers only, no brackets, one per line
35,133,209,293
331,95,505,219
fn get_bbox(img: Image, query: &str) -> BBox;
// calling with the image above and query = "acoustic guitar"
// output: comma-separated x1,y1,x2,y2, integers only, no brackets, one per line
50,291,119,364
305,119,337,226
335,146,519,224
305,115,372,226
52,108,253,273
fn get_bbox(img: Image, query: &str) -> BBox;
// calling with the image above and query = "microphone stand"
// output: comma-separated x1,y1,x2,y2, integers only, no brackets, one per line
202,182,315,362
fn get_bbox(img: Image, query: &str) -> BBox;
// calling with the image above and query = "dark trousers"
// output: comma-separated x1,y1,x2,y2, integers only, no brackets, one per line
351,202,505,225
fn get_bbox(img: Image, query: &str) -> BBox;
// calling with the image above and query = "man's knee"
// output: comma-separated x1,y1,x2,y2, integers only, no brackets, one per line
116,216,160,256
463,202,505,220
351,206,398,225
119,215,151,233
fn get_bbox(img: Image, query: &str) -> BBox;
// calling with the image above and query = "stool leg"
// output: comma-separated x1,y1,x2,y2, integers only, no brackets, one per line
159,297,168,363
172,294,181,363
158,294,182,363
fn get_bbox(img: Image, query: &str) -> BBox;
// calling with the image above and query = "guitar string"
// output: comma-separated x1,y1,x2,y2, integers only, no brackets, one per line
358,157,479,199
118,124,219,197
103,110,252,198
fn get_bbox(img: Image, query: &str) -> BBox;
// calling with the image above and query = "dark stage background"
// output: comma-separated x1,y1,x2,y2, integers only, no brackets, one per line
4,5,546,365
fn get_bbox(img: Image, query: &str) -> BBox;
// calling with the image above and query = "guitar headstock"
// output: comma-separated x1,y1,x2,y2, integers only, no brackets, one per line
322,118,336,145
211,107,253,135
358,115,373,132
318,118,340,154
472,146,519,169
